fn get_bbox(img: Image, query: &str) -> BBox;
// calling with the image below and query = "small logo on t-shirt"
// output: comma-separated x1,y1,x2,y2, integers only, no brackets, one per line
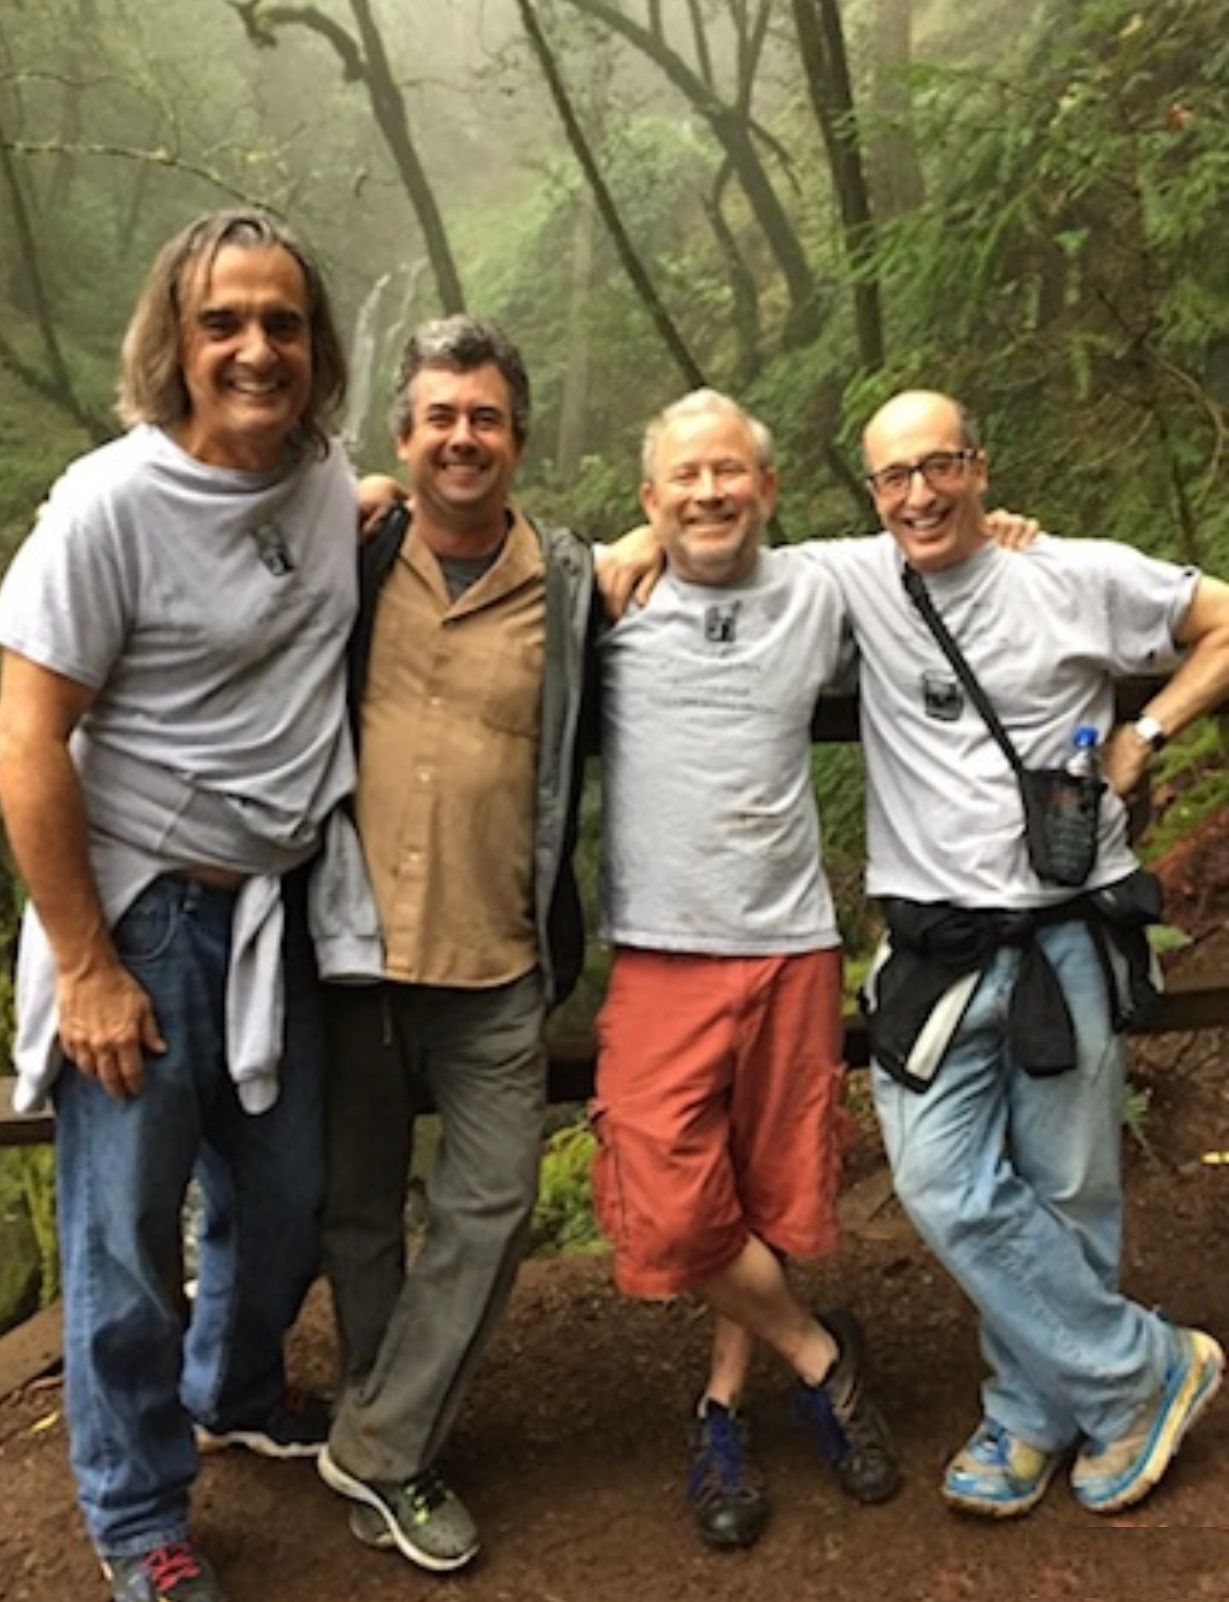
921,671,962,721
704,601,740,644
251,522,295,577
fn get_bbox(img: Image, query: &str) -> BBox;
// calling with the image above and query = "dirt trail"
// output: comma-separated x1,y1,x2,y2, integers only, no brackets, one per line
2,819,1228,1602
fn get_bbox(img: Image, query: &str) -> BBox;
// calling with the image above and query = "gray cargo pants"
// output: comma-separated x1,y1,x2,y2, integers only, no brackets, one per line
322,970,546,1481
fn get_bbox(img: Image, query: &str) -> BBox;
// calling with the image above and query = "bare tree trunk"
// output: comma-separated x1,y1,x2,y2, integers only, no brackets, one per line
702,161,761,387
685,0,714,88
48,0,101,209
560,0,821,349
791,0,884,370
346,0,463,314
232,1,464,314
556,183,598,475
868,0,923,219
555,27,613,474
516,0,706,389
0,103,108,441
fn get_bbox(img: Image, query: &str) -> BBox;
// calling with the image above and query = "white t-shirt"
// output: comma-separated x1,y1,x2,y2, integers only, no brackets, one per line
599,545,849,954
804,533,1198,908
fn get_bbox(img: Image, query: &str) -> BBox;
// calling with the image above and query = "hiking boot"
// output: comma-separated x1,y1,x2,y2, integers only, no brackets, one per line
195,1387,330,1460
793,1308,900,1503
1071,1326,1223,1514
102,1540,226,1601
687,1398,770,1550
942,1418,1061,1517
318,1445,479,1572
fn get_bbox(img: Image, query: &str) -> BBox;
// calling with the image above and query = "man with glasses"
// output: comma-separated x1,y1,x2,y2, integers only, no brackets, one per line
601,385,1228,1522
827,388,1229,1518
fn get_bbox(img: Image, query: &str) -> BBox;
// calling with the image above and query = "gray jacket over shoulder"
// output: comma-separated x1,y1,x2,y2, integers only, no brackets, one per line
342,502,596,1007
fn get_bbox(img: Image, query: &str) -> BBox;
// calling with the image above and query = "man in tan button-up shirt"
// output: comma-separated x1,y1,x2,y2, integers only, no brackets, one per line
317,317,594,1572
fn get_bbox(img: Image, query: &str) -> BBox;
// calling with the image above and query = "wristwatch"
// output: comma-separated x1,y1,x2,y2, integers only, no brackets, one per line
1132,713,1167,753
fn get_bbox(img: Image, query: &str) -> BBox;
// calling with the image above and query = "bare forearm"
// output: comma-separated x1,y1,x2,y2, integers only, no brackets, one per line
0,653,163,1095
1104,582,1229,796
0,728,113,974
1136,638,1229,741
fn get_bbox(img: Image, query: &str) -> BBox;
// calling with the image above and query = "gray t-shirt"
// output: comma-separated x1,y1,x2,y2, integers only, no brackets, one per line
805,533,1197,908
0,422,359,1112
599,545,848,954
0,423,356,837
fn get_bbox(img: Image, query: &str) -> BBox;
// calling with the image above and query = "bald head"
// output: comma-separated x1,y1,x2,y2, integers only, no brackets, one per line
862,389,989,574
862,390,976,464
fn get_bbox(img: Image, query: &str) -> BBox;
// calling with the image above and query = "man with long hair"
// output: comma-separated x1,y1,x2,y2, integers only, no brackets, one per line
0,210,354,1602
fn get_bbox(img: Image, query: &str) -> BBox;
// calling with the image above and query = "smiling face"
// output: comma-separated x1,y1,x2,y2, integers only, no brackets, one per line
395,360,522,547
173,244,312,471
863,391,989,573
642,409,776,587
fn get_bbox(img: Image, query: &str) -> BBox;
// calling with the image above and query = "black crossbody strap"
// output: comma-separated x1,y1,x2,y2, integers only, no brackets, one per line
900,562,1025,778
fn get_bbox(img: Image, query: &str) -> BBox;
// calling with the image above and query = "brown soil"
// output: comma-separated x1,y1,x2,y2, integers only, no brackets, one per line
3,816,1229,1602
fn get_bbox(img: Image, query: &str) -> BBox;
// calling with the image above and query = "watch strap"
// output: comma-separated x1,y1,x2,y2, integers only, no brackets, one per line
1133,713,1167,752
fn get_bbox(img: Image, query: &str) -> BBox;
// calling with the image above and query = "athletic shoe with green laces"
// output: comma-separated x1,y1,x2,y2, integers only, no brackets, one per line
101,1540,226,1602
793,1308,900,1503
686,1397,770,1549
942,1419,1061,1517
318,1446,479,1572
1071,1325,1223,1514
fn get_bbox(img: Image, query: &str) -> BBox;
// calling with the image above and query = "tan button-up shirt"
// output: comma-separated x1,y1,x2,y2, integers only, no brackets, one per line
356,510,546,986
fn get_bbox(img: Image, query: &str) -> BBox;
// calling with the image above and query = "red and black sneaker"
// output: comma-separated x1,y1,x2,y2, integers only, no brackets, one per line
102,1539,225,1602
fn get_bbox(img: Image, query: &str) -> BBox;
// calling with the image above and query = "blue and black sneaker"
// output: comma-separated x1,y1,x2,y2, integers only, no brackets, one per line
687,1397,770,1550
792,1308,900,1504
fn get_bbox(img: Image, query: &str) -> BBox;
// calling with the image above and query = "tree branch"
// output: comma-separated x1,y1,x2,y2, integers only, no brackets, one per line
686,0,714,89
515,0,705,388
229,1,367,81
2,138,268,205
560,0,820,346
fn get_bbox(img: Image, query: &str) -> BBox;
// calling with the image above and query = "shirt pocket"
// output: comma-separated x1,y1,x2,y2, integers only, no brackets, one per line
481,641,544,738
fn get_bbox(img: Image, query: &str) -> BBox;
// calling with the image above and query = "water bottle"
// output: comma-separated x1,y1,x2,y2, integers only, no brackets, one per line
1042,723,1101,886
1065,723,1101,780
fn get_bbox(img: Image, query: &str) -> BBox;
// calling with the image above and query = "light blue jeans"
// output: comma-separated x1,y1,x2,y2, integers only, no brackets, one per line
53,873,325,1556
872,919,1173,1452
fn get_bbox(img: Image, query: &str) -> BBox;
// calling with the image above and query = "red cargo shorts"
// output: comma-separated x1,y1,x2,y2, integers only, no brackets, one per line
591,945,848,1298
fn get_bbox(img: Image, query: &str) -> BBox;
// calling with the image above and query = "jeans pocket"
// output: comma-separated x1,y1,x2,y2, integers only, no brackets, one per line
111,880,181,965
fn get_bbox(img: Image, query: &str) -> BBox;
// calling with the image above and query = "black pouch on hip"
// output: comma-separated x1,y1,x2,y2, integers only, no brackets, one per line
1018,767,1104,888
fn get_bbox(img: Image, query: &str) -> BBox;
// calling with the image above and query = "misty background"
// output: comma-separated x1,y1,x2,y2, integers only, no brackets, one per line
3,0,1227,557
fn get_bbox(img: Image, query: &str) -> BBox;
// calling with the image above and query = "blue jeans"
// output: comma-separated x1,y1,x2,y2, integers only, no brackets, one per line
53,873,325,1556
872,919,1172,1453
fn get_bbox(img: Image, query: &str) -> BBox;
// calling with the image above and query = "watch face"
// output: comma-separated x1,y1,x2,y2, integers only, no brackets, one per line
1135,715,1165,751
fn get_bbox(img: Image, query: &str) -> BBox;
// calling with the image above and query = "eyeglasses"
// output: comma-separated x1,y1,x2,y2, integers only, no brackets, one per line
864,449,980,502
